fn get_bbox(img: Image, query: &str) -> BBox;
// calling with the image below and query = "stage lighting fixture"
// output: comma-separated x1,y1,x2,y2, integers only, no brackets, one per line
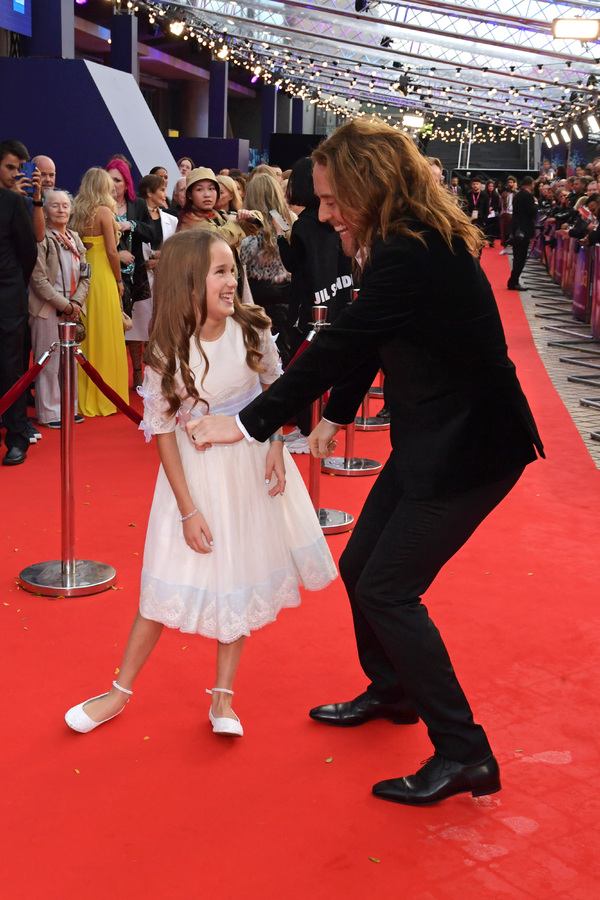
551,133,559,145
561,128,571,142
380,37,393,48
403,114,425,129
552,18,600,41
587,114,600,133
573,123,583,139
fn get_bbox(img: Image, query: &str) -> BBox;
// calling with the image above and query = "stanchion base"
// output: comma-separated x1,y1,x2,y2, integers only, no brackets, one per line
355,416,390,431
321,456,382,476
317,508,354,534
18,559,117,598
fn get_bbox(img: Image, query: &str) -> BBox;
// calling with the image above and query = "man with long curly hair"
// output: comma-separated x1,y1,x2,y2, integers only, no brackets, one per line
188,119,544,807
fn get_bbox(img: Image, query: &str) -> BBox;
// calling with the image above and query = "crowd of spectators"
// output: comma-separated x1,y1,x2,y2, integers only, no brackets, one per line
428,154,600,268
0,139,335,465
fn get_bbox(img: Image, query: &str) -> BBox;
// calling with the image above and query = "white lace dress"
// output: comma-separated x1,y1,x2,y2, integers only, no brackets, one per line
138,318,337,643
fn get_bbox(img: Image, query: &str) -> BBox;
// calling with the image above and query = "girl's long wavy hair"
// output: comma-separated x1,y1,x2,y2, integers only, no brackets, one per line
71,168,120,242
145,230,271,418
312,118,484,260
243,174,294,255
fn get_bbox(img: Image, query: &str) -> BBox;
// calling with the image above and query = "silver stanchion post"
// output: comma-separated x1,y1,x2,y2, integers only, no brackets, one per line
19,322,116,597
321,417,382,476
369,369,384,398
355,388,390,431
307,306,353,534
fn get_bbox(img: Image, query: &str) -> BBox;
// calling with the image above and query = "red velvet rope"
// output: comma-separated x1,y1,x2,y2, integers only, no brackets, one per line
75,355,142,425
285,338,311,370
0,362,45,417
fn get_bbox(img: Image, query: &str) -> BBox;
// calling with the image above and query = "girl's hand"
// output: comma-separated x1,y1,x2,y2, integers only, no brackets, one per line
265,442,286,497
236,209,253,221
118,249,135,265
183,512,214,553
119,221,132,232
117,281,125,298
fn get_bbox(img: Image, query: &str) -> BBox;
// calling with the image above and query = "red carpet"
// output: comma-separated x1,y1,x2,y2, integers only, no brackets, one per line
2,246,599,899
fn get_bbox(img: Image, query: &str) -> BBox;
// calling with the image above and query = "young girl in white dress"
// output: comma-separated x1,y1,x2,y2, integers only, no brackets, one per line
65,229,337,737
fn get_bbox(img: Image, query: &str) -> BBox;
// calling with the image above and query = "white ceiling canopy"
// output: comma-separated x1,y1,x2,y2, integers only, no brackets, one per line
140,1,600,135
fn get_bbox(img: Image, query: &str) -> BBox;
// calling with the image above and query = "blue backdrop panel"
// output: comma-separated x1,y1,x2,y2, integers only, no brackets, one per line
0,0,32,37
0,58,179,194
167,137,250,173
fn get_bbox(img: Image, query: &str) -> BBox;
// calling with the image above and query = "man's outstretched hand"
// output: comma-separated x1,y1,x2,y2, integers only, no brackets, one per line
186,415,244,450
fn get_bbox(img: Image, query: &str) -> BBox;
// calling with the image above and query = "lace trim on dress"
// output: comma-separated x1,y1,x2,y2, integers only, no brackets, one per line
139,536,336,643
260,329,284,381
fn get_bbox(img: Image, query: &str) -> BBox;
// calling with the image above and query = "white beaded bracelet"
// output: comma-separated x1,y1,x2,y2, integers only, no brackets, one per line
180,507,199,522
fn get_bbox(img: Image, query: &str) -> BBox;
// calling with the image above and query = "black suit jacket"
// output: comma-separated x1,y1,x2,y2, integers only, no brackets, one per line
511,189,538,240
240,227,543,499
0,187,38,315
465,190,489,225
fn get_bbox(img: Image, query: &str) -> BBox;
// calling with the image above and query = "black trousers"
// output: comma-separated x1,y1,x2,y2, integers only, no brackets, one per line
338,457,523,764
0,313,29,451
509,236,530,285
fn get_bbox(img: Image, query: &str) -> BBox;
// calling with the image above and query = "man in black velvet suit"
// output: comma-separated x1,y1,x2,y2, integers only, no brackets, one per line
508,176,538,290
189,120,544,807
0,185,38,465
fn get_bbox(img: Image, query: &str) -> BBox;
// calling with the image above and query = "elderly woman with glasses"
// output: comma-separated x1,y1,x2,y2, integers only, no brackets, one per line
28,189,90,427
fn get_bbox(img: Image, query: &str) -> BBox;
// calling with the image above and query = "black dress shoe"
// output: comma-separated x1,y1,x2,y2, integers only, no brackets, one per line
2,447,27,466
375,405,390,420
507,282,525,291
372,753,501,806
309,691,419,727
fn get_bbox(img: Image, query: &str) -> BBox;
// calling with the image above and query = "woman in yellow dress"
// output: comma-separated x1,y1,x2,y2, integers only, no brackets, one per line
71,168,128,416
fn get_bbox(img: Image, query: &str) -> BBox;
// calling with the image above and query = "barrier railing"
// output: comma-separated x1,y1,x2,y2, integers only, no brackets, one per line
592,246,600,341
306,305,354,535
544,230,600,328
9,322,142,597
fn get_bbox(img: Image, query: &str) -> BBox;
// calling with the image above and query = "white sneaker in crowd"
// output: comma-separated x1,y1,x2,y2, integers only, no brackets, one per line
283,427,302,443
286,435,310,454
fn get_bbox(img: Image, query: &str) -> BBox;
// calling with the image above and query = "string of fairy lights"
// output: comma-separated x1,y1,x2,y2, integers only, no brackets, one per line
104,0,600,143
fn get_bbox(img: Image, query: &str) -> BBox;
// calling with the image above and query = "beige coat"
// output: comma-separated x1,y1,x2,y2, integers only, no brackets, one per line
28,228,89,318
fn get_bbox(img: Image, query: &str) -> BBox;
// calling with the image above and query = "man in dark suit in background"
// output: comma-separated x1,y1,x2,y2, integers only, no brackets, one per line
465,175,489,233
0,179,38,465
508,176,538,291
190,120,544,808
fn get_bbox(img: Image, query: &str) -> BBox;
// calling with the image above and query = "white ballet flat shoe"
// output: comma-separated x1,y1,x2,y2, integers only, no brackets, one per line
207,687,244,737
65,681,132,734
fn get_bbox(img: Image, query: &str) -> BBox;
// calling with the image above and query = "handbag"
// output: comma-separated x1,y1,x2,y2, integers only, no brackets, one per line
74,314,86,343
121,277,134,318
122,309,133,331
